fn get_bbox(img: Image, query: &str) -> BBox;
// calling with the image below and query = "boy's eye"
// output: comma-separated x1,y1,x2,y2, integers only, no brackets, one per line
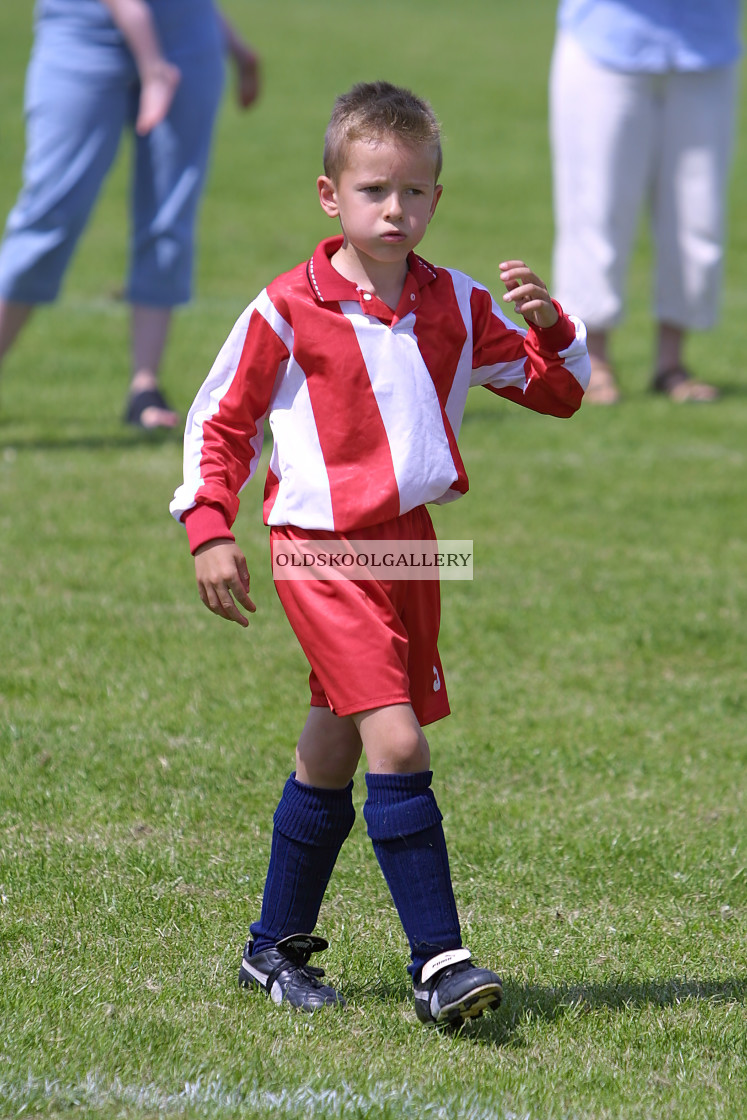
360,185,425,196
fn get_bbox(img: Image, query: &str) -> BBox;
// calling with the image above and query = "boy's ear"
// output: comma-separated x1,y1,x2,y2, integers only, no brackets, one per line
317,175,339,218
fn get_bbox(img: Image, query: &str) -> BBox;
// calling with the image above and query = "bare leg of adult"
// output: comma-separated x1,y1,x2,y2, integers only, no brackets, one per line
652,321,718,401
655,321,684,373
0,299,34,371
125,304,180,428
585,328,620,405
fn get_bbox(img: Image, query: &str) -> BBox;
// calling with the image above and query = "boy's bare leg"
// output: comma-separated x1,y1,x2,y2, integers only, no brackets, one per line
244,705,358,986
294,701,428,787
0,299,34,370
295,706,362,788
355,703,463,987
354,703,430,774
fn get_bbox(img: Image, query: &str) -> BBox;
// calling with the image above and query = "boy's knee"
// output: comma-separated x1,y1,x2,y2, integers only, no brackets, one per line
295,746,360,788
357,706,430,773
295,713,362,787
375,723,428,772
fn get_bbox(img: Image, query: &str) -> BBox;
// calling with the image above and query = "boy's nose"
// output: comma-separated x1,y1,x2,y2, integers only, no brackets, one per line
384,192,404,220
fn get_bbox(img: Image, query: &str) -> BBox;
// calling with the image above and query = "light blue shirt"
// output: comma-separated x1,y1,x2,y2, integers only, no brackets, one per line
557,0,742,72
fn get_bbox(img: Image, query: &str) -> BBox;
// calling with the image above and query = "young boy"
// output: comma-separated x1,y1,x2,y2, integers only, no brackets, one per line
170,81,590,1026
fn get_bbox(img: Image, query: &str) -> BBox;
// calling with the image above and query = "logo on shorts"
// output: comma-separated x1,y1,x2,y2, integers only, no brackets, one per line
433,666,441,692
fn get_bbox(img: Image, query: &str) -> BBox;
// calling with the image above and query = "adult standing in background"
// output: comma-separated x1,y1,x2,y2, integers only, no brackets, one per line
0,0,259,429
549,0,741,403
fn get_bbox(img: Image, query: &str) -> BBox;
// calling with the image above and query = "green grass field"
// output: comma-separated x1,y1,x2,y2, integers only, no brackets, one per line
1,2,746,1117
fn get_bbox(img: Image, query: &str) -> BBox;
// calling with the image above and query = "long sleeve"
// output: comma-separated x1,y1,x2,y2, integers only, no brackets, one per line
468,285,590,416
169,289,291,552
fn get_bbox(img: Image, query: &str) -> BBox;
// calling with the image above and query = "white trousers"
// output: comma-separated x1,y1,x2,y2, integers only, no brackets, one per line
549,31,738,331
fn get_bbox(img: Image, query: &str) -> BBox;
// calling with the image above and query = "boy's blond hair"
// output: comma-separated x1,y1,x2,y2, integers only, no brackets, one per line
323,81,442,183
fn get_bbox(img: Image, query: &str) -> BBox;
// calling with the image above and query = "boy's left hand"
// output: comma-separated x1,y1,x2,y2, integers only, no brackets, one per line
499,260,558,329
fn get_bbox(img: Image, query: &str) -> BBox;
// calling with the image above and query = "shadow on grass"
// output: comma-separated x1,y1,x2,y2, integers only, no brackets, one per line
467,976,747,1047
0,426,180,452
0,412,274,452
337,974,746,1045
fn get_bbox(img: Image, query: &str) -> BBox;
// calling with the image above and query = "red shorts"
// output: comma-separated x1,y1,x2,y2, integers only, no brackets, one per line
271,506,450,726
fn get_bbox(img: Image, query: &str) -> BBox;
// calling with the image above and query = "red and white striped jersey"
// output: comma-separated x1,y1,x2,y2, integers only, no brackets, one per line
171,237,590,551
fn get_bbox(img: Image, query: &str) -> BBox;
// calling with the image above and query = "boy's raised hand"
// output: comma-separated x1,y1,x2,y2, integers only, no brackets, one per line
194,539,256,627
499,260,559,329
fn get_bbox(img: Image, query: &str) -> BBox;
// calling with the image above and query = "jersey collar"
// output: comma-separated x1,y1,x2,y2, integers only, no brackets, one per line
307,236,438,323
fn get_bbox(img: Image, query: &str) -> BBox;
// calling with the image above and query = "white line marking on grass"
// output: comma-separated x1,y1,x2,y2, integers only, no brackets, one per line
1,1073,535,1120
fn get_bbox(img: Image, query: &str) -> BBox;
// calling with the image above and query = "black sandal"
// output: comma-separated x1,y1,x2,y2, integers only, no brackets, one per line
651,366,719,402
123,387,180,429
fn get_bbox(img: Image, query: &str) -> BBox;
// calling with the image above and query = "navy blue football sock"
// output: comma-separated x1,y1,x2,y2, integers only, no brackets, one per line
363,770,462,977
249,774,355,955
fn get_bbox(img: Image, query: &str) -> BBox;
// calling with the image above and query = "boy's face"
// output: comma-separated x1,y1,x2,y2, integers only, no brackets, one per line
318,137,442,267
